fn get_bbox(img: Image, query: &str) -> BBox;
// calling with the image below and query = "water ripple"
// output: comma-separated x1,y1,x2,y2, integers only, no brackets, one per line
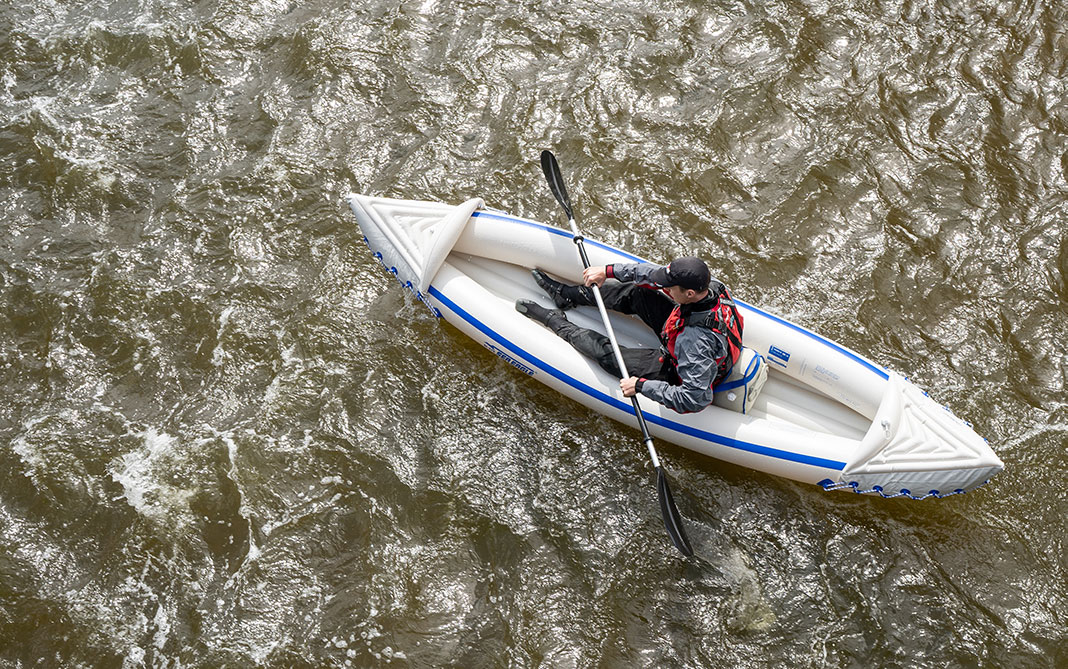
2,0,1067,666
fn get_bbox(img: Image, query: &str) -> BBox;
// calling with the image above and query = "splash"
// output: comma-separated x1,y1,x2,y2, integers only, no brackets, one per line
110,427,196,529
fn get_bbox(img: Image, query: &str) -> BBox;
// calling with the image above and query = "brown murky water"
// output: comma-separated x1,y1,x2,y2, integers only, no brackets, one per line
1,0,1065,666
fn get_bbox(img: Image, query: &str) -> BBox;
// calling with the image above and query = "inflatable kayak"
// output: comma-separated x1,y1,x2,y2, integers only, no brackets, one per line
346,194,1003,499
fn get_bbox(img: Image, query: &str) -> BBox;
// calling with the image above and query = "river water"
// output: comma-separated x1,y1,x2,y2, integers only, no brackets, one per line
1,0,1066,666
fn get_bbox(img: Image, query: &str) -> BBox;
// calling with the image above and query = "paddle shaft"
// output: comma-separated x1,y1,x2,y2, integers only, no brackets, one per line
540,149,692,557
564,217,662,470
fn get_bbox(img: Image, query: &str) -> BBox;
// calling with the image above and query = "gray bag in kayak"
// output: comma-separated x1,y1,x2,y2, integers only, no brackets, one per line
713,347,767,414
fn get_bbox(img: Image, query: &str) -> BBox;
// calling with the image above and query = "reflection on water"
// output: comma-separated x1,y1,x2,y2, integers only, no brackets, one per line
1,0,1065,666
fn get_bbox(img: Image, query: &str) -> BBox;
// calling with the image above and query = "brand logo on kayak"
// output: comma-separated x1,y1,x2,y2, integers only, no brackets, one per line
484,342,535,376
814,364,840,382
769,346,791,364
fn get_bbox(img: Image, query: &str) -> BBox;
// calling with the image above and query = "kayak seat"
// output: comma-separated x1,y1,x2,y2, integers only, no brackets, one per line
713,347,768,414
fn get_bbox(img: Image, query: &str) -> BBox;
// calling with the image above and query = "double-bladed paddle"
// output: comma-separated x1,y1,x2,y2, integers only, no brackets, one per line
539,150,694,558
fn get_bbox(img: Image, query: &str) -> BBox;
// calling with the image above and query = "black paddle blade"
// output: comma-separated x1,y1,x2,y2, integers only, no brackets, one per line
657,466,694,557
540,150,574,221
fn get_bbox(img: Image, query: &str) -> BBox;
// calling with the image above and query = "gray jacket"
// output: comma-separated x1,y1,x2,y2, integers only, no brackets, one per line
611,262,730,414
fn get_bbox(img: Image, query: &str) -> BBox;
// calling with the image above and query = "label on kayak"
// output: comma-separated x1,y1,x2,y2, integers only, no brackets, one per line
769,345,791,364
484,342,535,376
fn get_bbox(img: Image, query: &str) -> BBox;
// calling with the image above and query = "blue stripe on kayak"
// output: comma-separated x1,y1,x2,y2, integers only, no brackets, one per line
427,284,847,472
472,209,889,382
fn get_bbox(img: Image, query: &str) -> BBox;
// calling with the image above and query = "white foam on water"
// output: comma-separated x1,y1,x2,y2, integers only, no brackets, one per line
11,416,51,477
212,306,235,366
262,373,283,406
152,602,171,651
122,646,146,669
110,427,195,528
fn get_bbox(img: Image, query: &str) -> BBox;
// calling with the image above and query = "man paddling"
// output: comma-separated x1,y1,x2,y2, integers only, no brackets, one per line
516,257,743,414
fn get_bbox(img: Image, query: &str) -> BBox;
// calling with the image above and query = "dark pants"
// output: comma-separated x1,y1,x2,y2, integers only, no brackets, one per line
546,282,675,380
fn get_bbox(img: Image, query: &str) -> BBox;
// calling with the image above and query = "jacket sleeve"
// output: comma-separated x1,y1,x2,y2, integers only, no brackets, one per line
608,262,668,288
639,328,725,413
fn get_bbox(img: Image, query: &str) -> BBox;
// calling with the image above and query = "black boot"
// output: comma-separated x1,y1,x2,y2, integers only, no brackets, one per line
532,269,588,310
516,299,569,330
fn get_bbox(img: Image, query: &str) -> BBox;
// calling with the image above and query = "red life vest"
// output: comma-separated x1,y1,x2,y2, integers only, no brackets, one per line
659,286,744,387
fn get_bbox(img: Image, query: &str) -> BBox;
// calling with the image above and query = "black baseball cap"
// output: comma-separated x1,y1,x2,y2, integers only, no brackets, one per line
649,257,710,292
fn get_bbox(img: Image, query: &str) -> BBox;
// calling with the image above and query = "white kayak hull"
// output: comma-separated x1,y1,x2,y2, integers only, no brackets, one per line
347,194,1003,499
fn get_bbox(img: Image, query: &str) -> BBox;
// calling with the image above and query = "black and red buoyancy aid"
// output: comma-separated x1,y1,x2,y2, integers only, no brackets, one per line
659,285,744,387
